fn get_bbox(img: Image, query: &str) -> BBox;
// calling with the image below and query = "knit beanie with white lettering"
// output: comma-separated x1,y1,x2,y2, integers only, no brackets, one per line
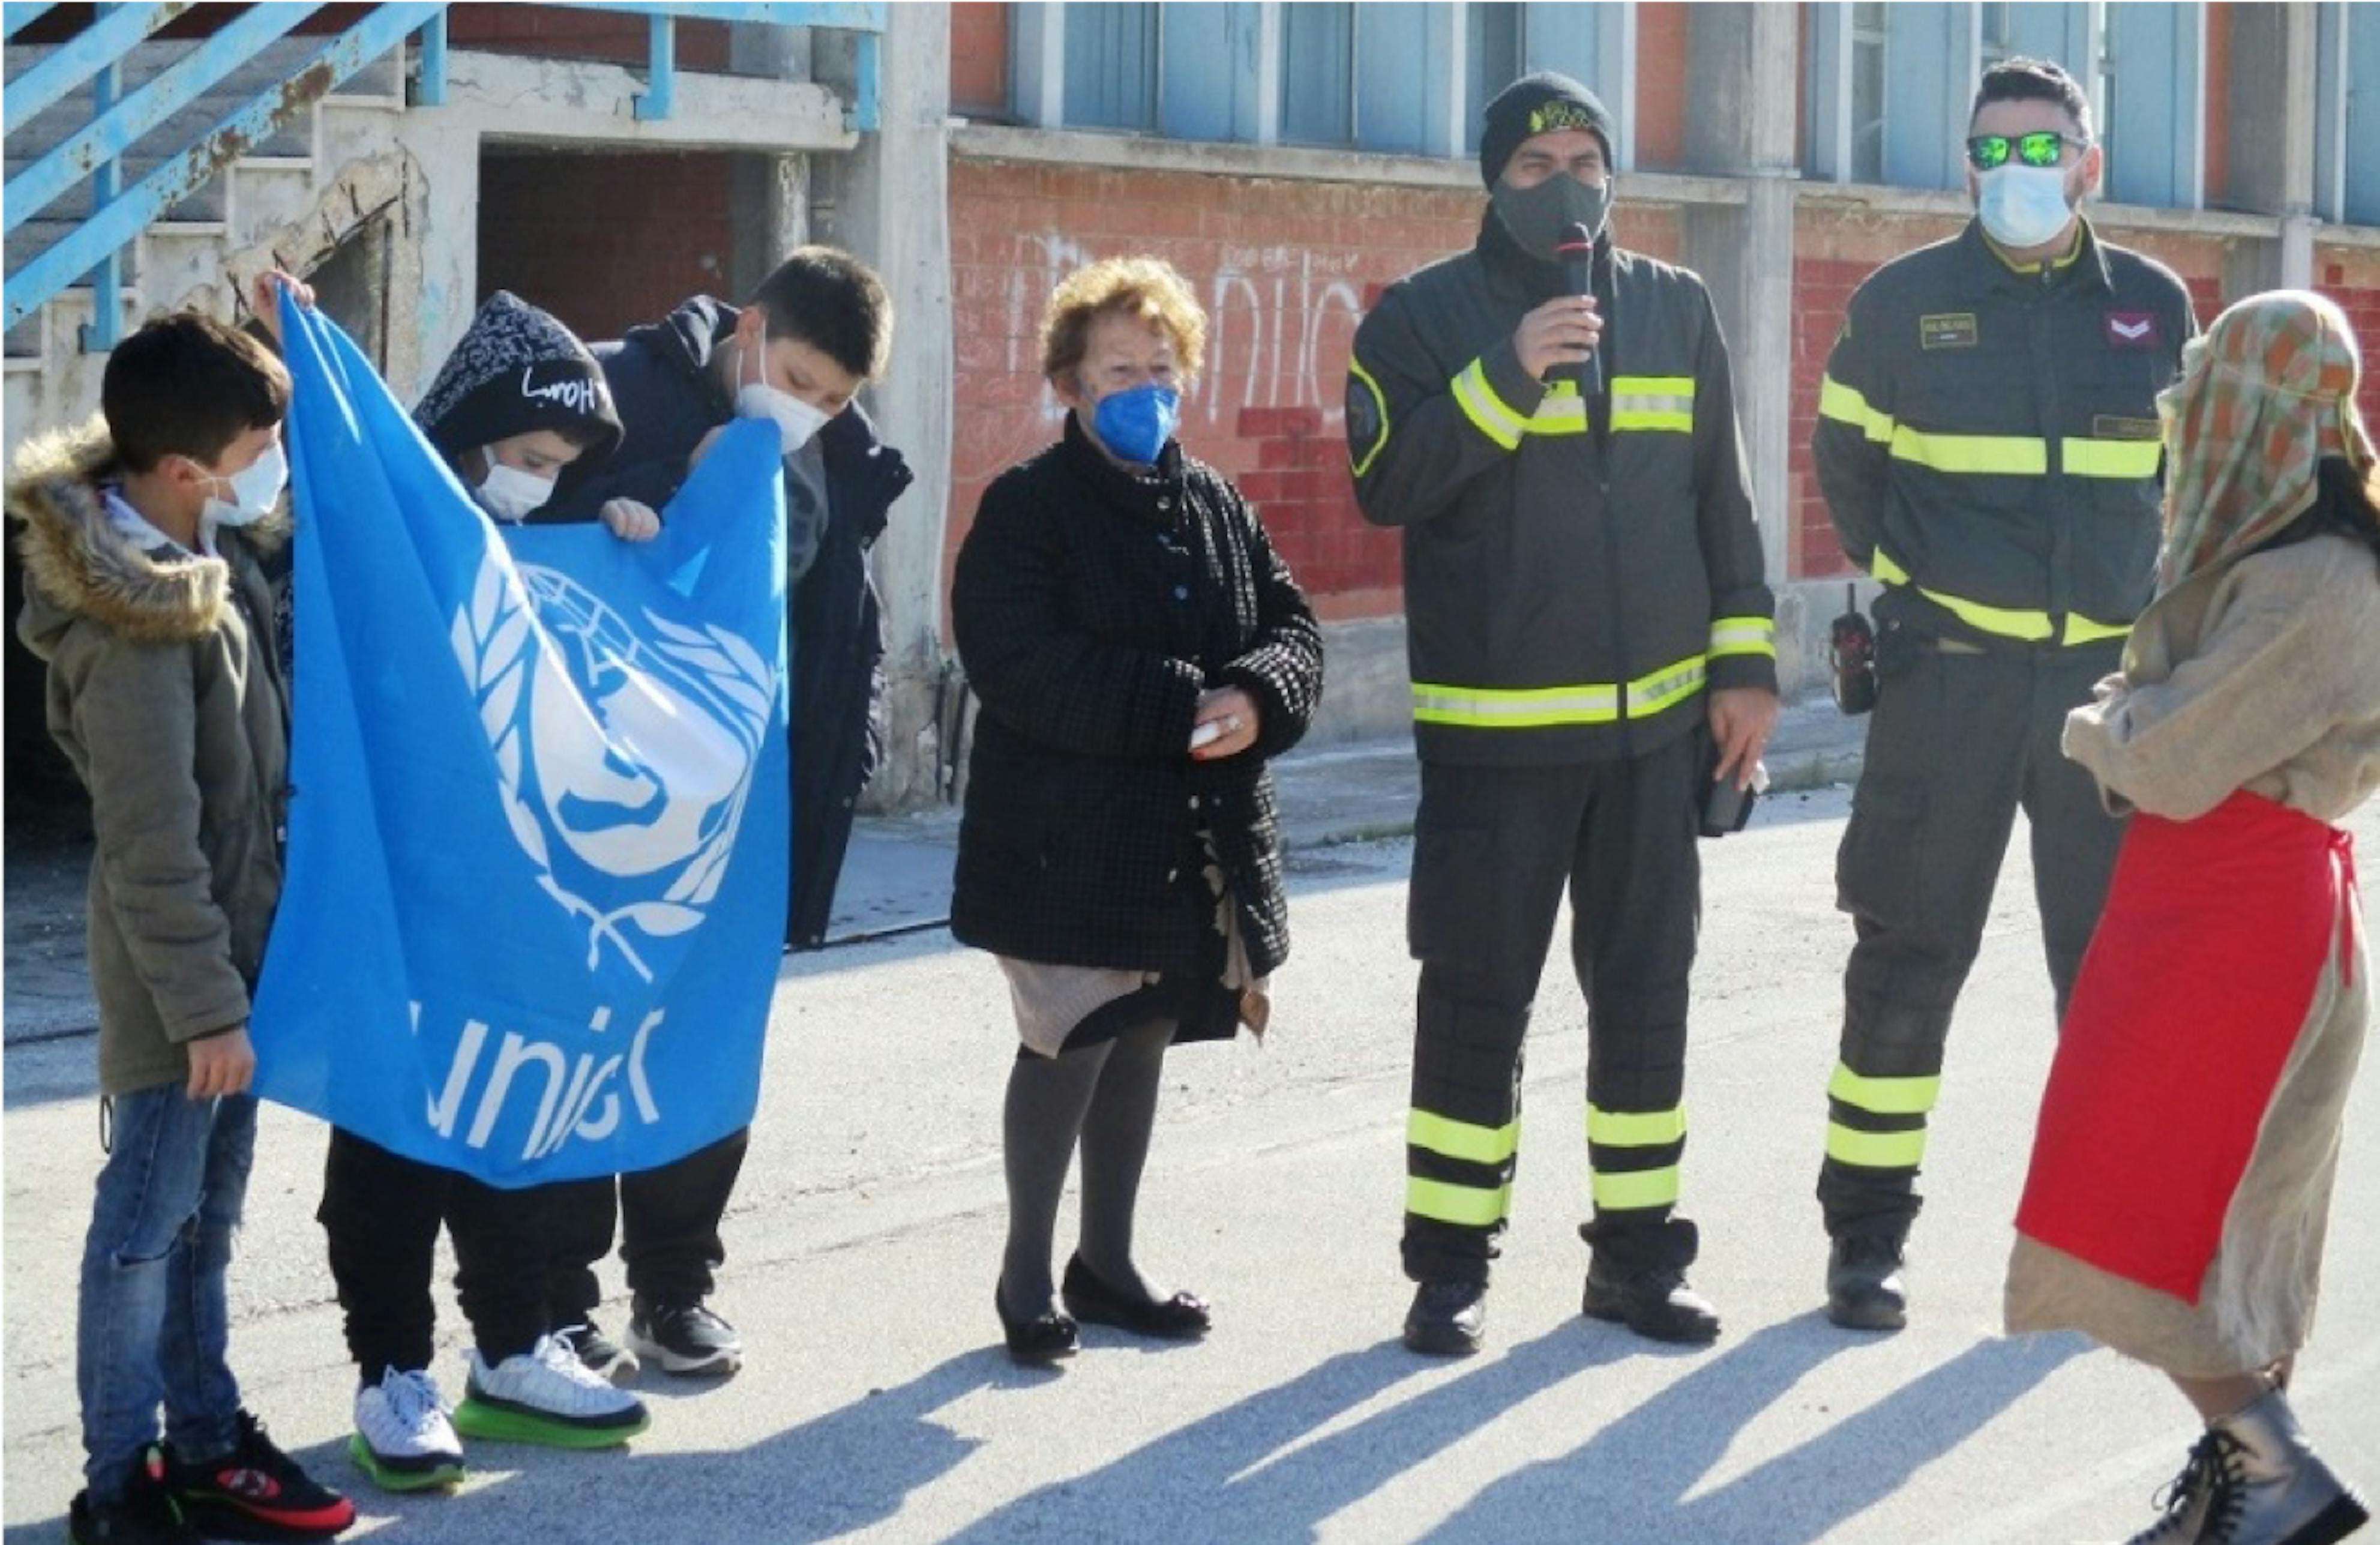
413,290,622,484
1479,71,1617,188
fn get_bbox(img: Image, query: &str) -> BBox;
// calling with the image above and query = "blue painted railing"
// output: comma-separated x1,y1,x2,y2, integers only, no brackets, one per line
4,2,888,349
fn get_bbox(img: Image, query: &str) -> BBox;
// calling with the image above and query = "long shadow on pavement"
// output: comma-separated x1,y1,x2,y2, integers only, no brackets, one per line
1420,1319,2088,1545
939,1325,1623,1544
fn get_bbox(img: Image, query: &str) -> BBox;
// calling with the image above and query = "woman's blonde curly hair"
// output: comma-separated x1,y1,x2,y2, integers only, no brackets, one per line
1039,256,1208,384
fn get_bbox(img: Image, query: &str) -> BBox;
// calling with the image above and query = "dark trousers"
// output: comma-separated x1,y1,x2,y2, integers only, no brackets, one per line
1402,730,1704,1286
317,1128,548,1376
544,1126,748,1322
1819,635,2126,1239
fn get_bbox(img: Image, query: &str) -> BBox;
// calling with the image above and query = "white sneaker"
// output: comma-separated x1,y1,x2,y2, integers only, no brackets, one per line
451,1334,651,1449
350,1367,464,1492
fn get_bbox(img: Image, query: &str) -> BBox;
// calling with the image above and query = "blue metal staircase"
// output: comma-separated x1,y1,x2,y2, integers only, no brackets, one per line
4,2,885,351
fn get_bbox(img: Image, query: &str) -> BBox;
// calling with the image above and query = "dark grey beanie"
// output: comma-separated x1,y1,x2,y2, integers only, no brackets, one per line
1478,71,1617,187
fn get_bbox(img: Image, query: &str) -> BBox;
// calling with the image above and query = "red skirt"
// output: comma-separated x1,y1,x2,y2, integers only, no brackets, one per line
2014,791,2357,1302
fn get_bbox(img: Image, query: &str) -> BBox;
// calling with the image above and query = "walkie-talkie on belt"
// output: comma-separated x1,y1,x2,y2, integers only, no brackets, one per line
1830,583,1878,716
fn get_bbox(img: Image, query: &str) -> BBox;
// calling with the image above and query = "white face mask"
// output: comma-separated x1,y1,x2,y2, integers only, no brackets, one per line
472,453,557,523
202,442,287,527
733,335,832,456
1976,162,2076,250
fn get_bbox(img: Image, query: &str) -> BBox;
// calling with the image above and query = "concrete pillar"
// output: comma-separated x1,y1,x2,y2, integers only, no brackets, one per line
1679,4,1806,690
728,24,812,298
833,4,955,809
2223,2,2319,298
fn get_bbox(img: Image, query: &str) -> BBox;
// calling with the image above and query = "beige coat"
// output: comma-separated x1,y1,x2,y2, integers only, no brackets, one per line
2006,531,2380,1375
8,423,290,1097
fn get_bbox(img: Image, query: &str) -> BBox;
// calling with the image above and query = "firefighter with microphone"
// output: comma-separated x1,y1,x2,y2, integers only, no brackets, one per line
1345,71,1779,1357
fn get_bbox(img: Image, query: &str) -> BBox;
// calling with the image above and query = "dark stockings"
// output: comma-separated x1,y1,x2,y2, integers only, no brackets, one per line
998,1019,1173,1318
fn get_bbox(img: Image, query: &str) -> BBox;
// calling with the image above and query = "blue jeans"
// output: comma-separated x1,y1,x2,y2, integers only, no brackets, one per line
77,1086,256,1501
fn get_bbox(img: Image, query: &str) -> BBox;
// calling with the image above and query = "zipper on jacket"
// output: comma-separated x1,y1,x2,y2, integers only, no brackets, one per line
2032,280,2072,632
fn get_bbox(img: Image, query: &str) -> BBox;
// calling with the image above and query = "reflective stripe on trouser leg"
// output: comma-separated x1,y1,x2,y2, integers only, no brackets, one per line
1816,1022,1946,1239
1404,984,1533,1283
1585,1102,1684,1214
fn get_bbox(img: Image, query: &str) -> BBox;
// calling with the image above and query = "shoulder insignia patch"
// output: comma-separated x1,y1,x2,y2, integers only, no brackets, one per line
2105,311,2159,349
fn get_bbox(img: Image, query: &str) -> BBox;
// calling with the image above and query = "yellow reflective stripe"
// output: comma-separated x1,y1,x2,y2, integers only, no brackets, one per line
1827,1061,1941,1116
1591,1166,1681,1211
2062,613,2130,645
1453,358,1527,451
1611,407,1695,433
1708,616,1777,660
2061,437,2163,479
1628,655,1708,715
1348,356,1391,477
1609,375,1695,434
1870,549,2055,642
1890,426,2049,475
1407,1176,1513,1227
1413,654,1708,729
1587,1104,1686,1147
1413,681,1618,727
1528,393,1589,436
1872,549,2129,648
1819,373,1895,444
1826,1122,1928,1169
1408,1109,1520,1166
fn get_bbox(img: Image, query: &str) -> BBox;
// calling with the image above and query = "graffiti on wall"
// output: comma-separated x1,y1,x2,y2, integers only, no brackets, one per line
954,232,1368,486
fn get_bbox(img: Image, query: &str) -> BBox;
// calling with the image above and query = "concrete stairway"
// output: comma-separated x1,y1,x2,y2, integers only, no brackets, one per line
3,37,407,445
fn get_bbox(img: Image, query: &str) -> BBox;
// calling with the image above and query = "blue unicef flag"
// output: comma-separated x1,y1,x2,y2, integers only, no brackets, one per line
252,297,791,1187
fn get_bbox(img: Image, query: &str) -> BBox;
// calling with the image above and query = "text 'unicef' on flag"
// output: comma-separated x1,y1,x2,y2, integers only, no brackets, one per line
251,294,793,1187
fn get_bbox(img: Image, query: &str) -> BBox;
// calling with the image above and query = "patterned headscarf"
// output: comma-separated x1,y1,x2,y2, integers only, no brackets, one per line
2157,289,2378,592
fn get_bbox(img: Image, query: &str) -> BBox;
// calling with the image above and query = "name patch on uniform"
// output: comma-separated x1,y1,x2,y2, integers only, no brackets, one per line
2105,311,2159,349
1920,313,1979,350
2093,415,2162,441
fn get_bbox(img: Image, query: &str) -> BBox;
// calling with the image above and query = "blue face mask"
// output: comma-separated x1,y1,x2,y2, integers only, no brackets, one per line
1976,163,2075,249
1090,383,1180,466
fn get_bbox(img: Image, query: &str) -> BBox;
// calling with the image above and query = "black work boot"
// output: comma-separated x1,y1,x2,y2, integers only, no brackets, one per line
2190,1390,2370,1545
1826,1233,1909,1331
1579,1217,1720,1345
1402,1280,1488,1357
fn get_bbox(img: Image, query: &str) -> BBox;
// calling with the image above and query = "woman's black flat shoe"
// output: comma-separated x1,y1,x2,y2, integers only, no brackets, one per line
995,1283,1078,1364
1061,1254,1212,1340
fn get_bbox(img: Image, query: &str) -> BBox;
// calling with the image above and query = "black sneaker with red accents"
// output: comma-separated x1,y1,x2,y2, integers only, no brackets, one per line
68,1447,200,1544
162,1411,355,1541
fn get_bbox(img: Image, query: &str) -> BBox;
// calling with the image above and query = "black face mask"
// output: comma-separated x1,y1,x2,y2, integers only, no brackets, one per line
1490,173,1612,262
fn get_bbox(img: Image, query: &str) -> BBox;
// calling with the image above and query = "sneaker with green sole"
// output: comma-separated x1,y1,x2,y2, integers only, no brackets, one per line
452,1335,650,1449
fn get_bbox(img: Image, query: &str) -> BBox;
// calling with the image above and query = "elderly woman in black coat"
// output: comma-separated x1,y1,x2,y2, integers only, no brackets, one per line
953,256,1324,1363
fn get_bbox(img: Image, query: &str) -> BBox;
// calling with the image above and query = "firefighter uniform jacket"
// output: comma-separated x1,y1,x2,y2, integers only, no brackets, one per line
1347,220,1777,767
1815,220,2196,650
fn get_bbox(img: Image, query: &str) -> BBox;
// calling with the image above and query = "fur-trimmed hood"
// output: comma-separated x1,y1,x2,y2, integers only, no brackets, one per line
8,417,285,656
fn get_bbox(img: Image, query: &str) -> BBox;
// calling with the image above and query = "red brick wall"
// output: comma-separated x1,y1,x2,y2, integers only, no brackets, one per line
478,152,735,344
950,2,1012,119
1787,211,2232,580
1635,4,1690,172
446,5,732,71
2319,248,2380,438
946,158,1684,624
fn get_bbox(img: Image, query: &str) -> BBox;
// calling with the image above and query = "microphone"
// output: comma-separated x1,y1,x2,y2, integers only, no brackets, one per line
1555,221,1602,397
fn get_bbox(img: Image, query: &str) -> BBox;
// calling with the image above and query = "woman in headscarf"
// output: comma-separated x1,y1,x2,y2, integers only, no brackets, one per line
2004,290,2380,1545
952,256,1323,1364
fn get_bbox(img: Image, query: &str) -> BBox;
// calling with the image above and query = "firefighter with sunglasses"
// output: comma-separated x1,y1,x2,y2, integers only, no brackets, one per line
1809,58,2195,1331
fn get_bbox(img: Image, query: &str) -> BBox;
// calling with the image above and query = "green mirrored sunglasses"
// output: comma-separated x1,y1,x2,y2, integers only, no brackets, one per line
1965,130,2084,170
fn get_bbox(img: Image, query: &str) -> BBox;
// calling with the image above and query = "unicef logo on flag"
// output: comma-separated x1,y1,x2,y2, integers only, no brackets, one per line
450,549,778,981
